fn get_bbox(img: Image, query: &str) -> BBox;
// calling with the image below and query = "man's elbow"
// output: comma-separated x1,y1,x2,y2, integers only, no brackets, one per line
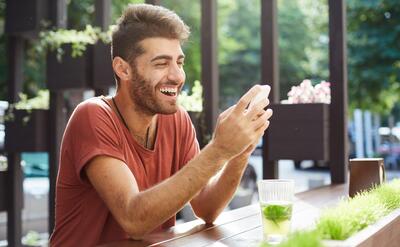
123,223,149,240
195,210,219,224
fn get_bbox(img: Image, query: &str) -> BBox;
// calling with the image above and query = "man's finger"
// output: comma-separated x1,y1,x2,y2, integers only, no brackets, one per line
233,85,262,114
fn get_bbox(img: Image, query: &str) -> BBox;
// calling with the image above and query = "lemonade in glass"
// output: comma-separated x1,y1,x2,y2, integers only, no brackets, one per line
258,179,294,244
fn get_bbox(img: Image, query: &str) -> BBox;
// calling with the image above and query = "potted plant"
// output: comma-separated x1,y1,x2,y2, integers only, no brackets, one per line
5,0,48,39
274,179,400,247
5,90,50,152
266,80,331,161
40,25,114,90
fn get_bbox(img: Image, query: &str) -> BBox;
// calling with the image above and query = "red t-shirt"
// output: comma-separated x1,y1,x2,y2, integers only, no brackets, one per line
50,97,200,246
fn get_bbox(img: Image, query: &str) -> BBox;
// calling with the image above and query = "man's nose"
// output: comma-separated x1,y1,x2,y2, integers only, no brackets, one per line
167,64,185,83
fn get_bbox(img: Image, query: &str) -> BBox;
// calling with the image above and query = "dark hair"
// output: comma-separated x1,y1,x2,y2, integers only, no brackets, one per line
111,4,190,83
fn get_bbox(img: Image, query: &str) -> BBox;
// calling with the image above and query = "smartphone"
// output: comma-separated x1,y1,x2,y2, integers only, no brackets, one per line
248,85,271,109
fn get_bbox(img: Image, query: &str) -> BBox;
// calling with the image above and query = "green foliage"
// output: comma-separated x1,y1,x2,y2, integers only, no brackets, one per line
5,90,49,125
347,0,400,115
262,204,292,225
316,179,400,241
276,230,324,247
317,193,388,240
111,0,144,23
37,25,111,60
269,179,400,247
218,0,261,108
67,0,95,29
13,90,49,110
218,0,327,108
22,231,41,246
178,80,203,112
373,179,400,210
162,0,201,91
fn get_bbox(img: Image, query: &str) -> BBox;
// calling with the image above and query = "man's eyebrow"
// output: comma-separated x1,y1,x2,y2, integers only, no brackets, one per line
150,54,185,62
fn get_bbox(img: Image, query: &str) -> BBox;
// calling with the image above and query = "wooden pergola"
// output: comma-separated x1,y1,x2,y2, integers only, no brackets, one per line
3,0,347,246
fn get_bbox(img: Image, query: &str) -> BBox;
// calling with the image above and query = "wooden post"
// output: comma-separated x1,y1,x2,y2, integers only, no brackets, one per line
6,35,24,247
201,0,219,141
48,0,67,234
49,0,67,28
328,0,348,184
261,0,279,179
94,0,111,96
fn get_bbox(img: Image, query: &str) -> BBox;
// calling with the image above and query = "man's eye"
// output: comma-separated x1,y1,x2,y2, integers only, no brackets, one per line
156,63,168,66
178,62,185,66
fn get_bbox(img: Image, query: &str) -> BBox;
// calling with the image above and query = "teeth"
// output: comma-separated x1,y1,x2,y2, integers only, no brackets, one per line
160,88,177,93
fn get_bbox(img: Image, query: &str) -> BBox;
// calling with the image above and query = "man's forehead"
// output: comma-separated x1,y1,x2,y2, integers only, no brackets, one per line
139,37,184,58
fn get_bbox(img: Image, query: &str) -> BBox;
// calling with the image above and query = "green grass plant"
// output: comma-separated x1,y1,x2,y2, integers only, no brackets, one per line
276,230,324,247
316,192,388,240
272,179,400,247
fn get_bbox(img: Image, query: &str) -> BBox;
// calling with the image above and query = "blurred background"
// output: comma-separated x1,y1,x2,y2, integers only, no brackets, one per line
0,0,399,245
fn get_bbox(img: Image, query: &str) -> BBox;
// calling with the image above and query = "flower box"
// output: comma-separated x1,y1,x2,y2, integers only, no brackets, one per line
5,0,48,38
5,109,49,152
266,103,329,161
323,208,400,246
0,170,6,211
47,44,89,90
47,43,114,90
91,42,115,88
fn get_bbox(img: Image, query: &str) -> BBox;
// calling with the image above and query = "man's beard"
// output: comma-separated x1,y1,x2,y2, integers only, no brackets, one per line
129,67,180,115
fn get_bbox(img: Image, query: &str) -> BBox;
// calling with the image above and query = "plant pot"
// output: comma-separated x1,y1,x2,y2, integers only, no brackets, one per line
5,0,48,39
266,103,329,161
47,44,89,90
47,43,114,90
5,109,49,152
0,170,6,211
323,208,400,246
90,42,115,88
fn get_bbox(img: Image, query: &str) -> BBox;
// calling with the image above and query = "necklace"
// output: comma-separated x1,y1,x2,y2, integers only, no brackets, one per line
112,97,150,148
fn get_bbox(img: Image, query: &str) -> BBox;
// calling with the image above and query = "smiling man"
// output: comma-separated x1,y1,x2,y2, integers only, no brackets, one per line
50,4,272,246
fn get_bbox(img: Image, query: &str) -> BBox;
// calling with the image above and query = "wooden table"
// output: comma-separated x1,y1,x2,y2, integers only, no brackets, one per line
99,184,348,247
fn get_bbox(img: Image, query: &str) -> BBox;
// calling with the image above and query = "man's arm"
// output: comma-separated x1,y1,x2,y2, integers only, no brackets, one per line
190,106,272,223
85,85,267,239
189,137,268,223
85,142,227,240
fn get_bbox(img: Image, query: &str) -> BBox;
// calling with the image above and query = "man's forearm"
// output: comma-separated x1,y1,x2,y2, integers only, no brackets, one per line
190,155,249,223
125,142,228,239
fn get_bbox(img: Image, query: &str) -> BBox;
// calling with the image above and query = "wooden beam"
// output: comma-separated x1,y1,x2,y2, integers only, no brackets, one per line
6,35,24,247
261,0,279,179
94,0,111,96
48,92,66,233
95,0,111,30
328,0,348,184
49,0,67,28
48,0,67,234
201,0,219,140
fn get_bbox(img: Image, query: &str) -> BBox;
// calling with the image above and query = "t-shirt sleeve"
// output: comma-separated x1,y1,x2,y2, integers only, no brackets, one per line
67,100,125,183
179,109,200,168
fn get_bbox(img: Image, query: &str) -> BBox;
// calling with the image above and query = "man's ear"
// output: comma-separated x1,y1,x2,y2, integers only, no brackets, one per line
112,57,132,81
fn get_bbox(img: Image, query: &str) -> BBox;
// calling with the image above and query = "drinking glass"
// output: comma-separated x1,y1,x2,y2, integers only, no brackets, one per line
258,179,294,244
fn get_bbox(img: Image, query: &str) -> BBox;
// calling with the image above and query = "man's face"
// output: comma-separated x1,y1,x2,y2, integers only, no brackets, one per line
128,37,186,115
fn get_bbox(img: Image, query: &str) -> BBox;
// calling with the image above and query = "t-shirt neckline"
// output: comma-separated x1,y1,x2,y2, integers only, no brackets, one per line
99,96,160,154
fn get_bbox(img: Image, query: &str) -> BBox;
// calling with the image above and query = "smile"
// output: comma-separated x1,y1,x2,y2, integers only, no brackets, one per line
160,87,178,97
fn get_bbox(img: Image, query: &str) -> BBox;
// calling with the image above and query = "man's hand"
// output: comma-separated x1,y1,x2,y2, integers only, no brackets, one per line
211,85,273,160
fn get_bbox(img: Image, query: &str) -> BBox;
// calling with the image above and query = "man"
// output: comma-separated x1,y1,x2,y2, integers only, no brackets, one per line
50,4,272,246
